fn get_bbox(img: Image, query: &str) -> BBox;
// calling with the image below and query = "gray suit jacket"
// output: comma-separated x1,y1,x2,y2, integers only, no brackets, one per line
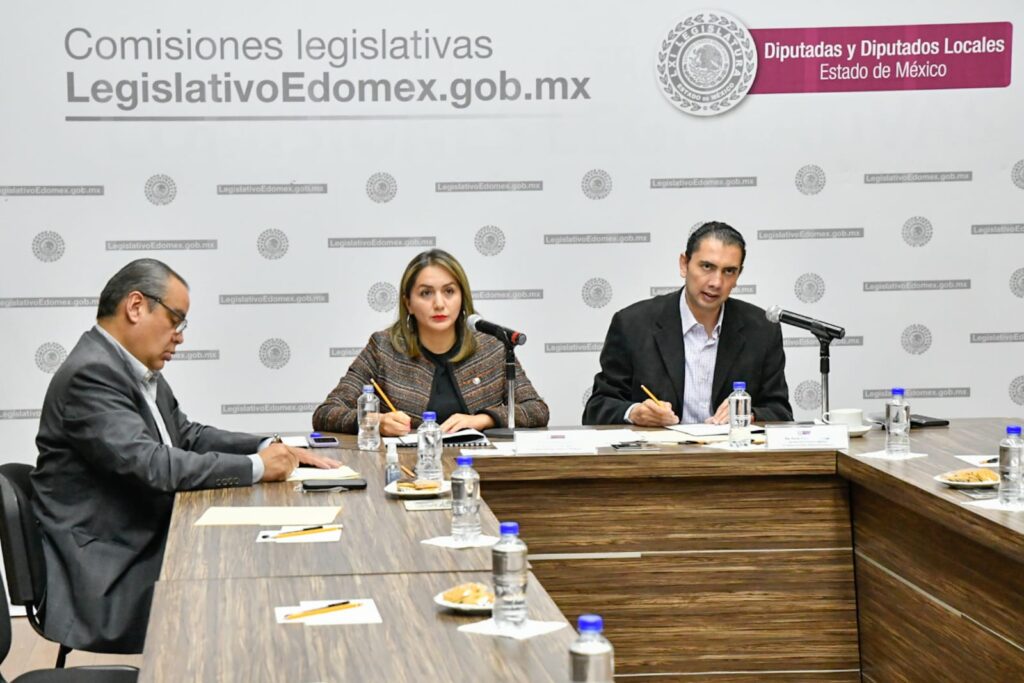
31,327,260,653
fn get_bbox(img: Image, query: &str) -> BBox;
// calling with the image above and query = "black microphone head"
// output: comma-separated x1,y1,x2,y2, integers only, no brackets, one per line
766,305,783,324
467,313,483,332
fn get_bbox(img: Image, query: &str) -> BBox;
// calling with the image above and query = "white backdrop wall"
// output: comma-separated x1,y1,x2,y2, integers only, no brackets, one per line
1,1,1022,464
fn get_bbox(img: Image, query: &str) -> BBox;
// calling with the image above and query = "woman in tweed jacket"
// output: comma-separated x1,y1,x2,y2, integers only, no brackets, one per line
313,249,549,435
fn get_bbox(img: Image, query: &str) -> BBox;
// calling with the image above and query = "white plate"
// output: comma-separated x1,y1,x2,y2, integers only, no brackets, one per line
848,424,872,438
934,470,999,489
384,480,451,498
433,590,493,614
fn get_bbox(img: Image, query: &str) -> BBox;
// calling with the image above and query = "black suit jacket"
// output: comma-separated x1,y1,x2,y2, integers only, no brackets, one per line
583,290,793,425
31,328,261,653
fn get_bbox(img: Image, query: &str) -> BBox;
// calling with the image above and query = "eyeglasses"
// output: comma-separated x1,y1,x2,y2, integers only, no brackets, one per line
140,292,188,334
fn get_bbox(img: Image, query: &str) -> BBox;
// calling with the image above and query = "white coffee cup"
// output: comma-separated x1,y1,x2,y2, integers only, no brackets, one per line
822,408,864,427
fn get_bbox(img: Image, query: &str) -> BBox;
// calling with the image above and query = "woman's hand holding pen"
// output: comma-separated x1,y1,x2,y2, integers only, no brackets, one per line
380,410,413,436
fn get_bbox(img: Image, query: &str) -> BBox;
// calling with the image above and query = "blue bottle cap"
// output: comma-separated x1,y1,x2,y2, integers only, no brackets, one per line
456,455,473,467
499,521,519,536
891,387,905,396
310,432,321,438
362,385,374,393
578,614,603,633
423,411,437,421
1008,425,1022,435
732,381,746,391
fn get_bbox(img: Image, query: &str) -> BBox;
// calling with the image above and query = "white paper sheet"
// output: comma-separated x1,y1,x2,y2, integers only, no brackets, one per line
281,436,310,448
457,618,567,640
421,534,499,549
855,450,928,461
194,506,341,526
275,599,382,625
954,454,999,467
287,466,360,481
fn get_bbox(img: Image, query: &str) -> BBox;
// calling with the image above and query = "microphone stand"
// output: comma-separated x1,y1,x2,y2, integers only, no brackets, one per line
818,335,833,421
485,331,518,440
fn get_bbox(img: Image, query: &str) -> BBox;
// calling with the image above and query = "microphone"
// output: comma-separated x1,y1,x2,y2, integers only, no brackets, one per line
467,313,527,346
766,305,845,340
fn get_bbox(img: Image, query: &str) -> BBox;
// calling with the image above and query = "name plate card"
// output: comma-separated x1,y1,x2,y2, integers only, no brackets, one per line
765,424,850,450
404,499,452,512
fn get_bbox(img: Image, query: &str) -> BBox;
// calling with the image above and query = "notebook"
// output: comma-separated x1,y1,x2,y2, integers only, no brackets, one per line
387,428,491,448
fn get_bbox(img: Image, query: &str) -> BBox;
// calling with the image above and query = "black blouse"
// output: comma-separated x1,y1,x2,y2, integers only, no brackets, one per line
420,345,469,424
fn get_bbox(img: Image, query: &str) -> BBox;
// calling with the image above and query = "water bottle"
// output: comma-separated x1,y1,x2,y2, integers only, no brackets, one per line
728,381,752,448
357,385,381,450
570,614,614,683
384,442,401,487
884,387,910,456
492,521,528,631
450,455,481,542
416,411,443,481
998,425,1023,505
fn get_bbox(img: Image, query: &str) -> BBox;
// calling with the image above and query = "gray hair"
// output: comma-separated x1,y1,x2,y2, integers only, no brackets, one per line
96,259,188,319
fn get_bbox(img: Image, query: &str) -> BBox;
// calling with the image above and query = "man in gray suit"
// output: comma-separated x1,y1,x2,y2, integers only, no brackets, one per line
31,259,338,653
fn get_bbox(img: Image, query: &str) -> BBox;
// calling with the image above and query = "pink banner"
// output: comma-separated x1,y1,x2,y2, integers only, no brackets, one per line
749,21,1012,94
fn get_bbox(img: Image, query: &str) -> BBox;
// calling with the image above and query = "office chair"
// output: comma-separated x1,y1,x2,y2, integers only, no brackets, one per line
0,464,137,678
0,567,138,682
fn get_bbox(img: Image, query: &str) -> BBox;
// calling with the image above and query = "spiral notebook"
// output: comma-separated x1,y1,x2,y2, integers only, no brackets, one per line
388,428,491,448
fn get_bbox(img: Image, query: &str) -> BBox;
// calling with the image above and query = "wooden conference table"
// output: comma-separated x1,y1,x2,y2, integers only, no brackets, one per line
142,419,1024,681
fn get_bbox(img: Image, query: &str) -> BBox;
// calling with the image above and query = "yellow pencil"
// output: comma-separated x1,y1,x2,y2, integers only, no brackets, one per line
371,378,398,413
273,525,341,540
400,465,416,480
640,384,663,407
285,600,358,621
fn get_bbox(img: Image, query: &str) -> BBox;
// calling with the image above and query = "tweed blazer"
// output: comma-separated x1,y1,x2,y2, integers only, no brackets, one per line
313,330,549,432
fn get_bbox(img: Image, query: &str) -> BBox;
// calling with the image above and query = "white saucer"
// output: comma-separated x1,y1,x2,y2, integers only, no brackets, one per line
847,424,872,438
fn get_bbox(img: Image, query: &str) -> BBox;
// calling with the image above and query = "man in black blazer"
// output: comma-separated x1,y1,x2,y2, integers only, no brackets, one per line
584,222,792,426
31,259,337,653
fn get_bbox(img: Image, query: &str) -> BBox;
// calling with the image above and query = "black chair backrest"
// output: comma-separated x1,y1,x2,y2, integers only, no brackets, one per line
0,464,45,610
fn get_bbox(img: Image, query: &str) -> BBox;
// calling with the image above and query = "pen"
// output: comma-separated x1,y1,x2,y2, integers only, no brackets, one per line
284,600,357,621
640,384,663,408
273,525,339,540
271,433,282,444
371,378,398,413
